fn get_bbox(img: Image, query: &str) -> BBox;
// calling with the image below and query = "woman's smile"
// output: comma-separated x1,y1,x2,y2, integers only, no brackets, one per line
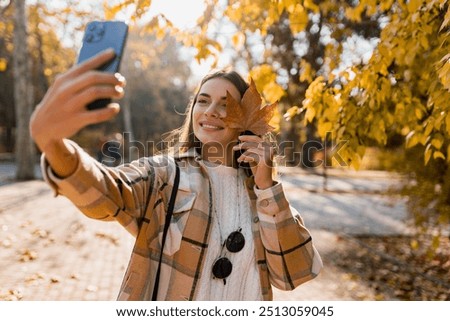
199,121,225,131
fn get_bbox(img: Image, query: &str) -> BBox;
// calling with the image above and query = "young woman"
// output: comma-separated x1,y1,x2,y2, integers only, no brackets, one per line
30,49,322,300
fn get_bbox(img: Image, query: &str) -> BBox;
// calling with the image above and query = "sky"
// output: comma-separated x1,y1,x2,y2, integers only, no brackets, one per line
145,0,205,30
143,0,215,81
112,0,217,82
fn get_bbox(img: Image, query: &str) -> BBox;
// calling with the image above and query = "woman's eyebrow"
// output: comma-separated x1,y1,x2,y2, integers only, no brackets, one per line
198,93,227,100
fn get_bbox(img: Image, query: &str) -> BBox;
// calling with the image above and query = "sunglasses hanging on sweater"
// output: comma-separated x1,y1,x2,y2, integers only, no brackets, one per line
212,228,245,283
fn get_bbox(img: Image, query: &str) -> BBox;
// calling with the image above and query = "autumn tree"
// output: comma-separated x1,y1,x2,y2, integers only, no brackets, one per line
301,0,450,235
0,3,15,153
104,0,449,241
105,1,384,167
225,1,383,166
13,0,35,180
0,1,92,168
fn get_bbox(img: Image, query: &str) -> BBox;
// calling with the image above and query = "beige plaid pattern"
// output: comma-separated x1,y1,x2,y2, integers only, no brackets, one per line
42,141,322,300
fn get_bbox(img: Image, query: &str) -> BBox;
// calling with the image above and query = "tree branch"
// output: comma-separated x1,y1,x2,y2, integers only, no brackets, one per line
0,0,12,16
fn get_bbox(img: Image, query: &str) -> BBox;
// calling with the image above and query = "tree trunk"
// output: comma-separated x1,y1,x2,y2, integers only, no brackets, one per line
13,0,35,180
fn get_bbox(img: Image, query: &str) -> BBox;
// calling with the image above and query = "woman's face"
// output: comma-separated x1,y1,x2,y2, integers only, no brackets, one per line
192,77,242,153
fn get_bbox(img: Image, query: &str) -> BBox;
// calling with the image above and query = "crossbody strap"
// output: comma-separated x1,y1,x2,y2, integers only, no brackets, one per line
152,160,180,301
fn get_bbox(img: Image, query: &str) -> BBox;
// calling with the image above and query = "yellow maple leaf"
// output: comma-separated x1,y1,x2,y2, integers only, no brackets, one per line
223,79,277,135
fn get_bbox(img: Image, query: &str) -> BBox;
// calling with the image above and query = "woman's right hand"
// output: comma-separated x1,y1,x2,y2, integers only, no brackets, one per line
30,48,126,153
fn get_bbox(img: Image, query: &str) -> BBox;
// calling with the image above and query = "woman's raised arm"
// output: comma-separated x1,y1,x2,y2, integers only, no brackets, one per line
29,48,125,177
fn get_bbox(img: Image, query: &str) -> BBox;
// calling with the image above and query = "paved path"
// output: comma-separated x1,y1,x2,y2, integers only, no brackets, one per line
0,164,410,301
278,167,411,236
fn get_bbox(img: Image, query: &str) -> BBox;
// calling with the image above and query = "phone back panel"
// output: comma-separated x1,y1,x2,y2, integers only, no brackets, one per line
77,20,128,73
77,21,128,109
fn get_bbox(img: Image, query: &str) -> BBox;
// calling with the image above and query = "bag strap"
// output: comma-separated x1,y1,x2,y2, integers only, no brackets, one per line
152,160,180,301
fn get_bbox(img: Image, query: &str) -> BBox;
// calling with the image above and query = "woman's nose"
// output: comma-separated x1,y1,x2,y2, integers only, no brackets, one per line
204,102,223,118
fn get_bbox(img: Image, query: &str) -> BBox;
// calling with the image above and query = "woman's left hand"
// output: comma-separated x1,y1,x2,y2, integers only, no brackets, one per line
233,135,274,190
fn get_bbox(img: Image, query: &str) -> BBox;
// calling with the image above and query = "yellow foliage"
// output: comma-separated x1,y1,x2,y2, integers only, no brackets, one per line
269,105,281,133
232,32,246,50
0,58,7,72
345,4,364,22
263,81,285,102
410,239,419,250
380,0,395,11
249,64,285,103
440,5,450,31
92,0,450,168
289,4,308,34
283,106,299,121
349,149,362,170
136,0,152,19
407,0,422,13
225,0,279,34
424,144,433,165
438,54,450,91
317,121,332,137
431,136,444,149
446,113,450,136
281,0,299,14
305,106,316,123
434,150,446,161
250,65,277,85
103,0,136,20
304,0,320,13
299,59,314,83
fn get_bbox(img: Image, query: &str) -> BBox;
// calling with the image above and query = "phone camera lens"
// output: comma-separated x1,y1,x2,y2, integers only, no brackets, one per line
85,33,94,43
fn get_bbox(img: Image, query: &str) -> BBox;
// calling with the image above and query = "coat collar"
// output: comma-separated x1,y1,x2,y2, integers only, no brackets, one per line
175,147,200,160
175,147,256,196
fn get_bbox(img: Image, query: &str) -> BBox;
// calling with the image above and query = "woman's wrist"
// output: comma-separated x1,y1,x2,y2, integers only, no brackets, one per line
255,180,274,190
43,139,79,178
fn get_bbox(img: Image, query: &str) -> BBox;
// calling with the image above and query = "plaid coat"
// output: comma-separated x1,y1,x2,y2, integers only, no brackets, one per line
42,141,322,300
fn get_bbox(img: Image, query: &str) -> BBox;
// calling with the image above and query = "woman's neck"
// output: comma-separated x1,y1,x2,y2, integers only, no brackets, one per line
201,142,235,167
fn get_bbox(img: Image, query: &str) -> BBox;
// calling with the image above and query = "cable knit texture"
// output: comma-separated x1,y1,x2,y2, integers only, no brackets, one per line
195,162,263,300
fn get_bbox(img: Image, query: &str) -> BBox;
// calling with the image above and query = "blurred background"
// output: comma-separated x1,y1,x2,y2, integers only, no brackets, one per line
0,0,449,301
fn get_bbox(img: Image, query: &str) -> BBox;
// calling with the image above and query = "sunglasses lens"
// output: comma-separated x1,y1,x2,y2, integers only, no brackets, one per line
226,230,245,253
212,257,232,279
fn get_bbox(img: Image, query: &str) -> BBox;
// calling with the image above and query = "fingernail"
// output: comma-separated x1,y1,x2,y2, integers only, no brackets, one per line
108,103,120,112
115,73,126,84
115,85,124,93
104,48,116,57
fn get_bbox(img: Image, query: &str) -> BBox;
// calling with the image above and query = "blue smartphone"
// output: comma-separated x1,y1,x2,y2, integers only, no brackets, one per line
77,20,128,110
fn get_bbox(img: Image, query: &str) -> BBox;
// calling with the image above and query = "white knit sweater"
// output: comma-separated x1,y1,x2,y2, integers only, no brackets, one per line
195,162,263,300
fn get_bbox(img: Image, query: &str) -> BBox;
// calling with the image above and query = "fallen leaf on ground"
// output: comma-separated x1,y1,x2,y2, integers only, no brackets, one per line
86,285,98,292
95,231,119,245
19,249,38,262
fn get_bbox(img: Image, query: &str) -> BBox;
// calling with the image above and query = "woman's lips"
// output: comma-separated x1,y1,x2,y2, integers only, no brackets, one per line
200,122,224,130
